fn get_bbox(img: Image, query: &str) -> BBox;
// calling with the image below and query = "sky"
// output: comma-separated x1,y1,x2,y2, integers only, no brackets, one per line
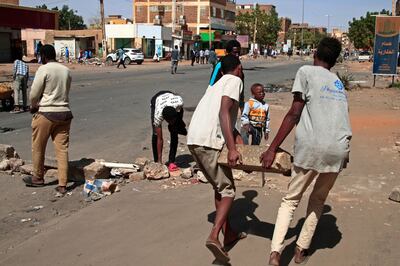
21,0,391,31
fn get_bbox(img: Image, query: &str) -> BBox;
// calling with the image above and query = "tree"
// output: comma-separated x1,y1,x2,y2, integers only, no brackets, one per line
235,5,281,46
56,5,87,30
348,9,390,50
88,16,102,29
35,4,87,30
286,28,326,49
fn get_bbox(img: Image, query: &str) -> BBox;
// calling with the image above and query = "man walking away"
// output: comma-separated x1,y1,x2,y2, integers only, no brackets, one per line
190,49,196,66
23,44,73,197
171,45,179,74
200,49,205,64
10,54,29,113
208,48,217,67
36,41,43,63
117,47,126,69
261,37,352,265
205,48,210,63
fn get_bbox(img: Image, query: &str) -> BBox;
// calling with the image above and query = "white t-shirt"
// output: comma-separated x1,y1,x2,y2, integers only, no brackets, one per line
187,74,243,150
292,65,352,173
153,93,183,127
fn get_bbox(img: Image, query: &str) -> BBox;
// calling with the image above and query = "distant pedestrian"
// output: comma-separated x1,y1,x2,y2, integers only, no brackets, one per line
65,47,69,63
287,48,293,60
23,44,73,197
171,45,179,74
205,49,210,63
35,41,43,63
200,49,205,64
117,47,126,69
150,91,187,172
190,49,196,66
10,54,29,113
195,50,200,64
153,53,160,62
208,48,217,67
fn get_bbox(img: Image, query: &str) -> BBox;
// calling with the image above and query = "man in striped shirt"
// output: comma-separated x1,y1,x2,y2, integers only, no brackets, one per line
11,54,29,113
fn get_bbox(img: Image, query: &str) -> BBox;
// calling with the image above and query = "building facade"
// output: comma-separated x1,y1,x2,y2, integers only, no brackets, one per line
235,3,275,15
277,17,291,45
133,0,236,37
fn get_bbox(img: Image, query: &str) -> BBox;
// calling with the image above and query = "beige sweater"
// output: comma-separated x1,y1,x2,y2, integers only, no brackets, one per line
30,62,72,112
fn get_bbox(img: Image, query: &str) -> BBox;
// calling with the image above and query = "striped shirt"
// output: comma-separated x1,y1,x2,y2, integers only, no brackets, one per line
13,59,29,77
153,93,183,127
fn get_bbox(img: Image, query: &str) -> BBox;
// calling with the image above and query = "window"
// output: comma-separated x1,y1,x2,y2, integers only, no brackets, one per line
149,5,158,12
212,7,216,17
221,9,224,19
200,6,207,17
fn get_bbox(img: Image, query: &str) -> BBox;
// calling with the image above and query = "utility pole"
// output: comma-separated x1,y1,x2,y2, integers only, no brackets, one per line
172,0,176,34
326,14,331,36
100,0,107,58
253,16,257,51
301,0,304,52
393,0,396,16
209,6,212,49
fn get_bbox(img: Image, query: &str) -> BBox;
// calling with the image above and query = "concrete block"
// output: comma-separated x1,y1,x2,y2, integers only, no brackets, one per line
20,164,34,175
218,144,292,175
144,162,169,180
233,170,265,188
8,158,24,172
83,162,110,180
129,172,145,182
181,168,193,179
134,157,151,170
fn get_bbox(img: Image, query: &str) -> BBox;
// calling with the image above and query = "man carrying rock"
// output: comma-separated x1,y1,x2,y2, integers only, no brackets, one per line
260,37,352,265
150,91,187,172
23,44,73,196
187,55,246,264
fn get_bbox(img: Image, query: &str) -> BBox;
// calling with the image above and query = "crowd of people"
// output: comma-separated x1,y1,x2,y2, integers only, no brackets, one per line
8,36,352,265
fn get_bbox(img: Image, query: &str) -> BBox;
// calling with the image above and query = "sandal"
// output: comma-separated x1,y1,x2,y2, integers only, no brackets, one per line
224,232,247,250
205,239,230,264
22,175,45,187
54,186,67,198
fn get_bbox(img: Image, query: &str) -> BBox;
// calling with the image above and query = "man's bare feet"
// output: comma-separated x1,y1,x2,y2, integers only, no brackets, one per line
269,251,280,266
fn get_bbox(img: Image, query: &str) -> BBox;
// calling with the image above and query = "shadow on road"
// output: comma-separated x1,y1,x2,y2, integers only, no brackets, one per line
279,205,342,266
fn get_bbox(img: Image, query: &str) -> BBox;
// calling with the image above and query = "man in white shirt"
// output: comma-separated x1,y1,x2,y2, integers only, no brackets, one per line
151,91,186,171
187,54,245,264
261,37,352,265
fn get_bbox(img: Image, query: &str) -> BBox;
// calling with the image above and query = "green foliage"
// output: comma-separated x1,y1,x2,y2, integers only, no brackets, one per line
286,29,326,49
389,82,400,89
235,5,281,46
348,9,390,50
35,4,86,30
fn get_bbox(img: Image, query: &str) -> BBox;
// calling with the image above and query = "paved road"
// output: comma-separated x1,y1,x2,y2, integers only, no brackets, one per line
0,59,306,162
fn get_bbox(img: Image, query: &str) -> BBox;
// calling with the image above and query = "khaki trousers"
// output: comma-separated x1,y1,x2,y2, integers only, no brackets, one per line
270,166,338,253
32,113,71,186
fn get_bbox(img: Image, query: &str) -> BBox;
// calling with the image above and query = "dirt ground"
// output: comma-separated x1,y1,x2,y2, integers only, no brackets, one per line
0,61,400,265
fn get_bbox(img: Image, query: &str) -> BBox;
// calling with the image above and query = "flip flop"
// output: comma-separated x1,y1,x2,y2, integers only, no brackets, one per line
54,186,67,198
206,239,230,264
224,232,247,250
22,175,45,187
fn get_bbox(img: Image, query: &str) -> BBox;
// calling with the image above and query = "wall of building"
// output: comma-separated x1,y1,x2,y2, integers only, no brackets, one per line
21,29,46,56
0,0,19,5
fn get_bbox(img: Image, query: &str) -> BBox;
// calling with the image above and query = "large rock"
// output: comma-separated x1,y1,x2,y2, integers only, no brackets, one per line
129,172,145,182
20,164,34,175
0,144,19,161
181,168,193,179
143,162,169,180
233,170,265,188
8,158,24,172
83,162,110,180
218,144,292,175
389,187,400,203
44,169,58,179
0,160,10,171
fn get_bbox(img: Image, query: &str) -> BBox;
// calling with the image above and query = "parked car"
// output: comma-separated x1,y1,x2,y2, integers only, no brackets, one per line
358,51,372,62
106,48,144,65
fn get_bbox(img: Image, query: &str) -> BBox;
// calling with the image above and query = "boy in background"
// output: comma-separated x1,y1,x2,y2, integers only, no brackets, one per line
187,54,246,264
241,83,270,145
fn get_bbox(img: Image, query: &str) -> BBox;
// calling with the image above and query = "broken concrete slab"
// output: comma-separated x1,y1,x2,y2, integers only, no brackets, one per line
389,187,400,203
8,158,24,172
83,162,110,180
0,160,10,171
143,162,170,180
20,164,34,175
134,157,151,170
218,144,292,175
44,169,58,179
129,172,145,182
233,170,265,188
0,144,19,161
181,168,193,179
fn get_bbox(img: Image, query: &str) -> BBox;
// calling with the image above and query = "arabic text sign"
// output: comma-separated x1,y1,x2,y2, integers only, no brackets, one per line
373,16,400,75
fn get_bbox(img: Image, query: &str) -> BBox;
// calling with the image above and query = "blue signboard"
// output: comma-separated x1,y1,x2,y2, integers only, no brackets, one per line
373,16,400,75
